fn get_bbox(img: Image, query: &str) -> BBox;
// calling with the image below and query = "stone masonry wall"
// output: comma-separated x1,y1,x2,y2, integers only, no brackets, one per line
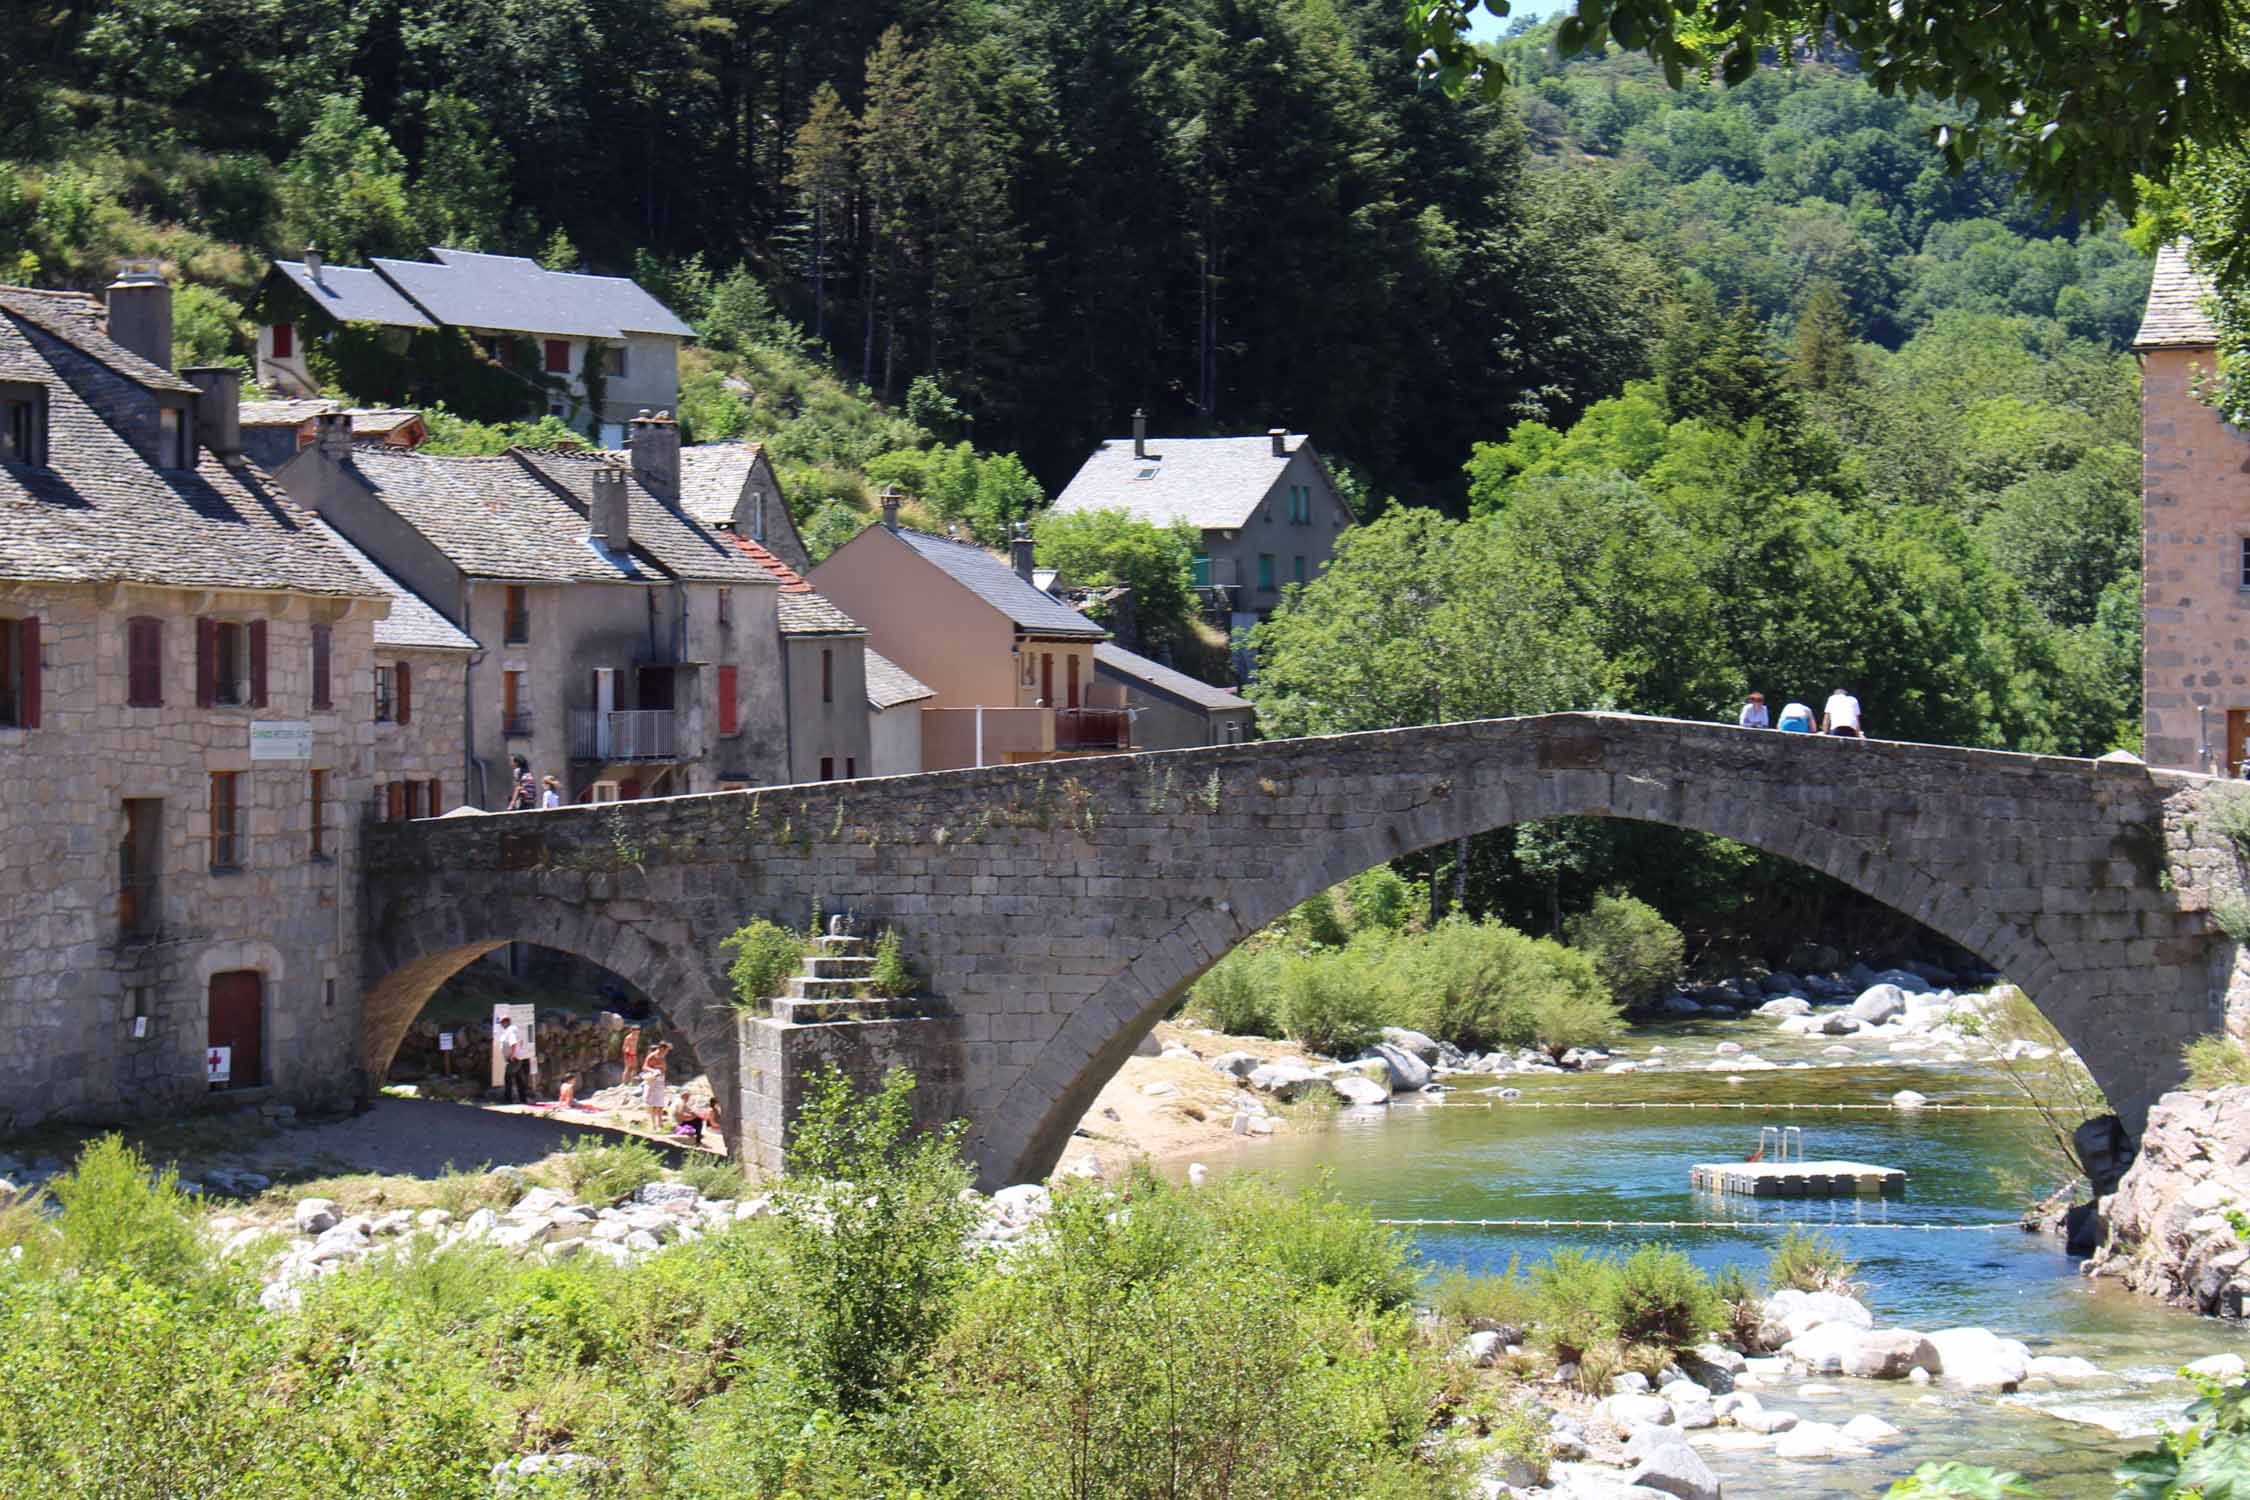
367,713,2249,1187
2141,345,2250,773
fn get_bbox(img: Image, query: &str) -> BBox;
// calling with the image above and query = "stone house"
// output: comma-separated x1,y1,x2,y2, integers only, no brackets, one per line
0,271,393,1131
678,441,810,572
1093,642,1254,750
254,248,693,446
809,501,1122,769
276,413,786,805
2136,244,2250,773
239,399,426,472
1050,416,1355,637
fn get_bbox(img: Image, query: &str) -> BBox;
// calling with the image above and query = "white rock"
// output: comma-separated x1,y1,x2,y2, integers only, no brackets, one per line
1715,1042,1744,1056
1672,1401,1717,1430
1773,1421,1871,1460
1614,1371,1652,1394
1927,1327,2031,1390
1841,1415,1901,1444
1381,1026,1442,1063
1463,1331,1506,1367
636,1181,699,1207
1891,1090,1930,1108
1140,1081,1176,1098
1247,1061,1334,1100
1841,1329,1941,1380
2026,1355,2102,1381
2187,1353,2248,1380
623,1230,661,1254
1757,997,1813,1018
1781,1322,1866,1374
1187,1163,1210,1187
1735,1406,1798,1434
1333,1074,1392,1106
293,1198,338,1235
1602,1394,1674,1429
992,1183,1053,1225
1797,1383,1843,1397
1817,1013,1862,1036
1761,1290,1873,1345
1361,1043,1433,1092
1627,1438,1722,1500
1851,985,1908,1025
1158,1045,1199,1061
1209,1051,1260,1079
1713,1392,1760,1423
1660,1379,1712,1404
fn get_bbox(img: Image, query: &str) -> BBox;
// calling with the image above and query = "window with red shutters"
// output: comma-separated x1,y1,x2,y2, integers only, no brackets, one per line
395,661,412,724
272,322,294,359
310,624,332,710
127,616,163,708
543,340,570,373
247,619,268,708
717,665,738,735
386,782,405,822
196,616,217,709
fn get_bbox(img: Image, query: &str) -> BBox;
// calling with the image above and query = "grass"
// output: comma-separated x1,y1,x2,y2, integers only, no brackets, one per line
1429,1261,1535,1334
2186,1034,2250,1090
556,1134,666,1206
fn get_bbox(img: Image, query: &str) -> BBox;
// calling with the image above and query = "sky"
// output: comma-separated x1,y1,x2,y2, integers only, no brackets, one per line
1467,0,1574,39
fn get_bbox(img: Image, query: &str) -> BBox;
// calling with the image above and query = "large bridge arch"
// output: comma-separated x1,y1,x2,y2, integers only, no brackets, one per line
364,714,2240,1191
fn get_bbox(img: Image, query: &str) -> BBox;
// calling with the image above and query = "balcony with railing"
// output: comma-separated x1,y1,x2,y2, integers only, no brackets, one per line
569,708,679,761
502,710,535,739
1055,707,1131,752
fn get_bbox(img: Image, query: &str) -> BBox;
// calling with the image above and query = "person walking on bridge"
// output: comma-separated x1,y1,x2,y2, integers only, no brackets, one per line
1822,688,1864,739
1738,692,1770,729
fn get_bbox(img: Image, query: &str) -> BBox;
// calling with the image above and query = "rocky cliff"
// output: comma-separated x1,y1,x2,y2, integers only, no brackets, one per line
2087,1086,2250,1316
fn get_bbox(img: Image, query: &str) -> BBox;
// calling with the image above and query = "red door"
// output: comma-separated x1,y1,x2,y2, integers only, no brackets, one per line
1040,652,1053,705
1066,653,1081,708
208,971,262,1090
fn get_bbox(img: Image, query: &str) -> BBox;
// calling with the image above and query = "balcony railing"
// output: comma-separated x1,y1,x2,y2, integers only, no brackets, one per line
1055,707,1130,752
502,711,534,739
569,708,679,761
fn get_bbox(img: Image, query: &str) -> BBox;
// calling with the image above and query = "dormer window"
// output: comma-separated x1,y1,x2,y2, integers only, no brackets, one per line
158,404,195,469
0,382,47,467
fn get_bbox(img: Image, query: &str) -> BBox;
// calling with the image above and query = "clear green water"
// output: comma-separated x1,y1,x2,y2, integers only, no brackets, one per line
1181,1016,2250,1499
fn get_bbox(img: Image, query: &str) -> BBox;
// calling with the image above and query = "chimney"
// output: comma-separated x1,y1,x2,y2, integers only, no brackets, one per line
591,466,631,551
1132,408,1147,460
314,409,354,461
182,366,242,458
879,485,901,531
303,244,323,283
1011,524,1036,585
1268,428,1287,458
104,260,173,373
627,409,680,503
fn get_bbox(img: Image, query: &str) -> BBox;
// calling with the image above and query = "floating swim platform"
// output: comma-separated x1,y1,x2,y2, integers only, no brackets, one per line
1690,1160,1906,1197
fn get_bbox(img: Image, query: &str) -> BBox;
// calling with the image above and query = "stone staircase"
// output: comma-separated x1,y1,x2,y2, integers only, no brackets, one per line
767,931,924,1024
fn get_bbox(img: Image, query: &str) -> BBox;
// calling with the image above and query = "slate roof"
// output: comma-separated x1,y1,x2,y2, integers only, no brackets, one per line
865,648,935,709
722,531,861,635
1052,433,1318,530
341,448,630,583
370,248,696,341
888,527,1107,637
272,261,437,330
241,398,338,428
513,450,771,585
678,442,763,527
2137,244,2221,349
0,287,379,598
348,408,423,437
1094,643,1252,713
307,519,478,652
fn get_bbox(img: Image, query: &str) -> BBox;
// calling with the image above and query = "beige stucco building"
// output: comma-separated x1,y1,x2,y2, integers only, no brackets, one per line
0,273,397,1130
2136,245,2250,773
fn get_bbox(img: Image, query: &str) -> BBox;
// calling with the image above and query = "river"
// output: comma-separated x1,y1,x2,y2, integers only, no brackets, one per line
1184,1008,2249,1500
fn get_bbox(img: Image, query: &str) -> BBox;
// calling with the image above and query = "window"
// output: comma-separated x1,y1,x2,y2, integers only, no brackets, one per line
198,618,265,707
272,322,295,360
845,757,856,779
820,756,835,781
2240,536,2250,589
120,798,160,938
127,616,163,707
0,382,47,467
0,617,36,728
504,585,530,644
374,665,393,723
601,345,627,378
310,624,332,711
503,670,530,736
1257,554,1276,593
543,339,571,374
717,588,732,629
821,648,834,704
158,405,194,469
717,664,739,736
1294,555,1306,585
209,772,242,871
308,770,327,860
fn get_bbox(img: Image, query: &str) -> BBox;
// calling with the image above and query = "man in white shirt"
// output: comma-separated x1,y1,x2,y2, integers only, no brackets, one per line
498,1014,532,1103
1822,688,1864,739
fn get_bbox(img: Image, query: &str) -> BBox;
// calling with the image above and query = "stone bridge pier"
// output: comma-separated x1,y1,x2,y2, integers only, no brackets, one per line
361,713,2250,1188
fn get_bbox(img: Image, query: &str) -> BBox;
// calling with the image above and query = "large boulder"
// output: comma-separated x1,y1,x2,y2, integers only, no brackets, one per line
1840,1330,1941,1380
1849,985,1908,1026
1601,1394,1675,1430
1756,996,1813,1018
1353,1044,1432,1092
1774,1421,1872,1460
293,1198,339,1236
1332,1074,1392,1107
1381,1026,1442,1064
1786,942,1841,974
1841,1415,1902,1445
1761,971,1806,995
1461,1331,1506,1367
1626,1437,1722,1500
1208,1051,1261,1079
1816,1012,1863,1036
1682,1345,1744,1392
1759,1290,1873,1346
1780,1322,1867,1374
1247,1061,1335,1100
1926,1327,2031,1390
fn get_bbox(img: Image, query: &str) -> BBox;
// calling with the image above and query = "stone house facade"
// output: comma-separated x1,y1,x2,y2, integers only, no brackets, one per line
2136,244,2250,773
0,274,390,1132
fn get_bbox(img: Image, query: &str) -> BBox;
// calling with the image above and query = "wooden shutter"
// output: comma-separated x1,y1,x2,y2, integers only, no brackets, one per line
18,615,37,729
247,619,269,708
196,617,217,708
427,778,441,814
127,616,162,707
717,665,738,735
310,624,331,710
395,661,412,724
273,322,294,359
386,782,405,821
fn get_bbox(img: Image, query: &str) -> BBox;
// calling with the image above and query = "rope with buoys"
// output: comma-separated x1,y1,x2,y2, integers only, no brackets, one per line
1374,1216,2027,1231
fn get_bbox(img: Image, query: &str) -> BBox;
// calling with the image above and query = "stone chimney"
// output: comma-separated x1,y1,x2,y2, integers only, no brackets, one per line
627,409,680,503
880,486,901,531
1011,524,1036,584
104,261,173,373
1132,408,1147,461
1268,428,1287,458
182,366,242,458
314,409,354,461
591,466,631,551
303,244,323,282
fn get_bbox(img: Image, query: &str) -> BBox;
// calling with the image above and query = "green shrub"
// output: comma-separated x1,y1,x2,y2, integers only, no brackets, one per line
38,1135,207,1284
800,499,869,564
1602,1243,1722,1355
1185,946,1281,1036
430,1161,522,1218
1276,942,1401,1056
1286,888,1350,948
2187,1034,2250,1089
1523,964,1625,1057
1565,890,1685,1004
1199,1174,1422,1311
867,927,918,999
1346,863,1425,934
678,1156,749,1201
1529,1248,1621,1363
1397,917,1525,1049
1884,1463,2039,1500
1483,1398,1554,1487
1430,1261,1534,1332
1765,1228,1863,1296
1713,1263,1765,1349
558,1134,664,1205
721,916,805,1012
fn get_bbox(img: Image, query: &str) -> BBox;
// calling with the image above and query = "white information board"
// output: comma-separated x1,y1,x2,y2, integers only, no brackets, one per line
249,721,314,761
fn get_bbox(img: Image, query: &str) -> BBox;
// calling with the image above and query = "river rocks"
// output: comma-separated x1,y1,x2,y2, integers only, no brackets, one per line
2087,1087,2250,1317
1247,1060,1334,1100
1926,1328,2031,1390
2187,1353,2248,1380
1840,1329,1941,1380
1613,1372,1651,1394
1841,1414,1901,1444
1774,1421,1872,1460
1332,1075,1392,1107
1208,1051,1261,1079
1734,1405,1798,1435
1660,1379,1712,1405
293,1197,338,1235
1759,1290,1873,1346
1672,1400,1717,1430
1756,996,1812,1018
1359,1044,1433,1092
1816,1013,1862,1036
1462,1331,1507,1367
1602,1394,1675,1430
1133,1029,1163,1058
1779,1323,1866,1373
1381,1026,1442,1064
1890,1090,1929,1109
1682,1345,1743,1393
990,1183,1052,1226
2025,1355,2102,1381
1626,1436,1722,1500
1761,971,1806,995
636,1181,700,1207
1850,985,1909,1026
1661,996,1706,1016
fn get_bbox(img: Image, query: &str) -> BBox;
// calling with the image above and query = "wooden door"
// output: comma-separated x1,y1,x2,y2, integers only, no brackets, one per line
208,970,261,1090
1040,652,1053,706
1066,653,1081,709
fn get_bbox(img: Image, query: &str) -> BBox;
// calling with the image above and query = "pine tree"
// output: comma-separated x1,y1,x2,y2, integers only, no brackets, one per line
788,82,858,348
858,27,927,398
1787,281,1858,393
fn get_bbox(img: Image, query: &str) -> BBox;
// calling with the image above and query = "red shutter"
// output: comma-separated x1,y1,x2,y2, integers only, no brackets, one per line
196,617,216,709
717,665,738,735
127,617,162,707
427,778,441,814
544,339,570,373
248,619,269,708
310,624,332,711
395,661,412,724
18,616,38,729
273,322,294,359
387,782,405,821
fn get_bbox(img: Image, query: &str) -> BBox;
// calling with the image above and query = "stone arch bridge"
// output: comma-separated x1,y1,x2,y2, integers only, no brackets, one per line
360,713,2247,1188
